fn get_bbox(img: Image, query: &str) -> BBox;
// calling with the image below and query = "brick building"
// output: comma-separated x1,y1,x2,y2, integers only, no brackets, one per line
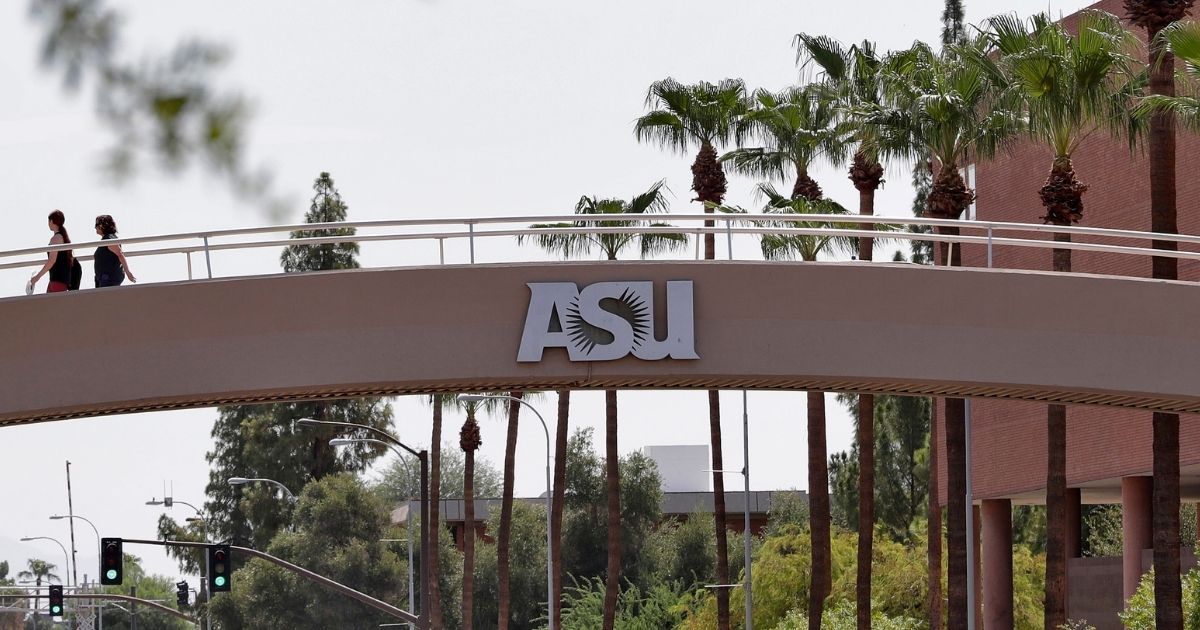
932,1,1200,627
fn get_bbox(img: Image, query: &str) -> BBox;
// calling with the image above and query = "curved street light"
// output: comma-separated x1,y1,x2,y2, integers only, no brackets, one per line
456,393,554,630
330,437,418,630
19,536,72,587
296,417,430,630
227,477,296,500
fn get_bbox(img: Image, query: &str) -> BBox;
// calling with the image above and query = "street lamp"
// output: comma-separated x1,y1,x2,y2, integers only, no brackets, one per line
19,537,72,587
50,514,103,630
704,390,754,630
297,417,430,630
456,393,555,630
330,436,417,630
227,477,297,500
146,496,210,630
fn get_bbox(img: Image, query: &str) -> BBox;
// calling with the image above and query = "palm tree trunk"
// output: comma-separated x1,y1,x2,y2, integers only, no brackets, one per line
551,389,570,629
793,165,823,202
1145,15,1183,630
602,388,621,630
928,401,943,630
851,150,882,630
944,398,967,630
709,390,731,630
1042,167,1077,627
463,443,476,630
497,392,523,630
1045,403,1068,628
808,390,831,630
429,399,444,627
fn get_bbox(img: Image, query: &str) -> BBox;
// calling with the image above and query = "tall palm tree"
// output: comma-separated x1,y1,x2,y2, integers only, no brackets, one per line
722,84,853,202
550,389,570,629
982,11,1141,626
1127,1,1194,626
1142,20,1200,128
426,393,456,628
457,394,503,630
521,181,686,630
796,34,888,629
720,187,856,629
863,36,1021,630
17,559,58,622
497,391,524,630
635,78,747,630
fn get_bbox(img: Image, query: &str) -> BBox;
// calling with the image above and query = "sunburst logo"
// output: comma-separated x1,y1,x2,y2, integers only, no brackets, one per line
518,281,698,363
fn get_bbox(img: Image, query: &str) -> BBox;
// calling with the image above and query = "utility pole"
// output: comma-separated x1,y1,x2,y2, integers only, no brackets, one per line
66,461,80,588
130,586,137,630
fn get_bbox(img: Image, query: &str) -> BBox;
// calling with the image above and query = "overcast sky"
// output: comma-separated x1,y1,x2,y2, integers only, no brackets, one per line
1,0,1097,586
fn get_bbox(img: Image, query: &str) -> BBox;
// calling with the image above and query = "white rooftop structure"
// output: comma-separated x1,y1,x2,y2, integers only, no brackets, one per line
642,444,710,492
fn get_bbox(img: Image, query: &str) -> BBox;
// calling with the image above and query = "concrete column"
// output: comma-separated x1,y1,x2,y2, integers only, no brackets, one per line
1122,476,1153,602
981,499,1013,630
1066,488,1082,558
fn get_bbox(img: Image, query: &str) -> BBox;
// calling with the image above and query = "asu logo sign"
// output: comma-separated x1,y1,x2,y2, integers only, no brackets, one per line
517,281,699,362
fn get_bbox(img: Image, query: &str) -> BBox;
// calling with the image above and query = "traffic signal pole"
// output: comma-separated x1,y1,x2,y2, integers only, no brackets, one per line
120,538,420,625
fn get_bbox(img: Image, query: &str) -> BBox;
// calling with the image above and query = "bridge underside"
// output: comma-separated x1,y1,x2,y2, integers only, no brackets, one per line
2,261,1197,427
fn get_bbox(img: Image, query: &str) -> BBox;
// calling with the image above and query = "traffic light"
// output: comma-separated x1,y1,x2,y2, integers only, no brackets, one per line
176,581,190,608
208,544,231,592
48,585,64,617
100,537,123,585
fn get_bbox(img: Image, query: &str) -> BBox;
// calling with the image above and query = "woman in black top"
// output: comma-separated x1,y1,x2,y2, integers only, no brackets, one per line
94,215,137,287
30,209,73,293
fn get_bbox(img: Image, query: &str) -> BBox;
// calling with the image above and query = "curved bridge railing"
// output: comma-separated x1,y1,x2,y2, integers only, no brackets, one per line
3,213,1199,285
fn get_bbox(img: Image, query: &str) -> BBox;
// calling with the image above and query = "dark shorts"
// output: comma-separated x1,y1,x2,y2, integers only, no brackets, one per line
96,272,125,288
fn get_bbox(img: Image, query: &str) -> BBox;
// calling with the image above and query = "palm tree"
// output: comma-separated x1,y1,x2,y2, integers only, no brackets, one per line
796,34,888,629
982,11,1140,626
635,78,747,630
723,84,852,202
1141,20,1200,128
521,181,686,630
550,389,570,629
721,187,856,629
1126,1,1194,626
862,36,1020,630
17,559,58,622
457,394,503,630
426,393,455,628
497,391,524,630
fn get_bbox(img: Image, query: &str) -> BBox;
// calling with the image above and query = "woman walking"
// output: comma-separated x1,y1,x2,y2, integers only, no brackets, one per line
29,210,73,293
93,215,136,287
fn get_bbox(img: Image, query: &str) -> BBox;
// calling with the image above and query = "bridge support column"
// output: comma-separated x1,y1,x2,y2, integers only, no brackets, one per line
981,499,1013,630
1122,476,1153,602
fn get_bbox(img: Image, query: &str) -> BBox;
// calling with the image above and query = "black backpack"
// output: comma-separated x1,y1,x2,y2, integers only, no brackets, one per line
69,257,82,291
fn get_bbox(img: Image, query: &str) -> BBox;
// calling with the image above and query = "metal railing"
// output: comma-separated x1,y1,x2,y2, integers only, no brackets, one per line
3,213,1199,285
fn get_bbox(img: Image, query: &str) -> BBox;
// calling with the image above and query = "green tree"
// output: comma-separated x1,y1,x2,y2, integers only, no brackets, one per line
635,81,749,630
830,395,931,544
425,394,458,628
942,0,966,46
667,512,717,588
456,394,506,630
179,173,391,553
208,474,405,630
279,172,360,272
559,428,666,593
376,441,503,502
473,501,548,630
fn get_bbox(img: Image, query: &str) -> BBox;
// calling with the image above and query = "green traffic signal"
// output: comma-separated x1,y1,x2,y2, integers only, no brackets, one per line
214,576,226,587
106,569,118,580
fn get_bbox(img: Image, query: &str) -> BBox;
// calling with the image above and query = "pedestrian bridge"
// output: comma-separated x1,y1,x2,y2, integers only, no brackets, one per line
2,214,1199,426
